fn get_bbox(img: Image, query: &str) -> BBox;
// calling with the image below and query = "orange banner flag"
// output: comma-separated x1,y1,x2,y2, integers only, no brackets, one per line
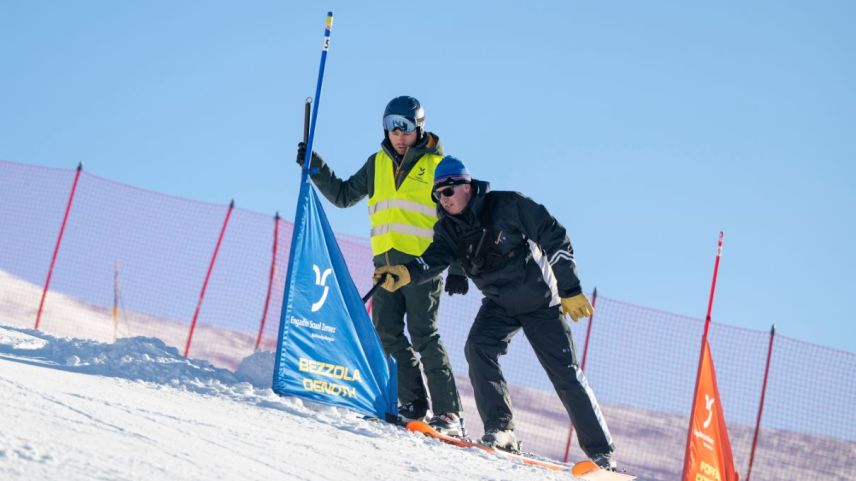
683,340,739,481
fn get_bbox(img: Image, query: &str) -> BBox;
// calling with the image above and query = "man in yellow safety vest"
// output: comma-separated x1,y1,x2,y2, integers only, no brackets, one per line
296,96,464,435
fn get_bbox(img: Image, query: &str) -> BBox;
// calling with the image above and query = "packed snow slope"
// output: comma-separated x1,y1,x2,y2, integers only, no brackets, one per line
4,265,856,480
0,325,585,481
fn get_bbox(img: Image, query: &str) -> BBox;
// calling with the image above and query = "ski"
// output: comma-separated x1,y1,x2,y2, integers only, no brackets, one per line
406,420,635,480
571,460,637,480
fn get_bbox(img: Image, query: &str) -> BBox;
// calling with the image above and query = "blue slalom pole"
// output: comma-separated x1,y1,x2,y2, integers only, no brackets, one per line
302,12,333,183
274,11,334,386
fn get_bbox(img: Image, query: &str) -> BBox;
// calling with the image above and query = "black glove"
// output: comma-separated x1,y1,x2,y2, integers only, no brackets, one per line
444,273,468,296
296,142,308,166
296,142,322,167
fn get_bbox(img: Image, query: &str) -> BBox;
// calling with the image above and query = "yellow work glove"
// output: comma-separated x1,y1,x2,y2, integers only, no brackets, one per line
561,294,594,322
373,265,411,292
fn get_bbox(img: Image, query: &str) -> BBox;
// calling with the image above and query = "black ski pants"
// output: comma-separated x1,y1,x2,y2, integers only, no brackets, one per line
372,274,462,415
464,301,615,458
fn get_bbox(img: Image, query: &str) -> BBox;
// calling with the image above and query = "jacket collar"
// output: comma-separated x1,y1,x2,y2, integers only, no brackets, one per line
381,131,442,163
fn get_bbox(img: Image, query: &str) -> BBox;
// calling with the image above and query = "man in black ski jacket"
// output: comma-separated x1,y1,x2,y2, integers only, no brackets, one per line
374,156,618,471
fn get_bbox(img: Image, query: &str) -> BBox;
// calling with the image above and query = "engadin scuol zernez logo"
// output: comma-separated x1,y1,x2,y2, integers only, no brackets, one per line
703,394,715,429
692,391,717,452
311,264,333,312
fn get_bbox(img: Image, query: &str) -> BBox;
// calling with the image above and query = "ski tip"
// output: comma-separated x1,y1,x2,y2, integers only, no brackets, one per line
572,460,599,476
405,420,434,434
572,460,637,480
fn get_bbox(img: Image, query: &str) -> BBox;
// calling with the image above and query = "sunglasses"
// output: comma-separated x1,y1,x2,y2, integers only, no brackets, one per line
383,114,418,133
432,185,458,202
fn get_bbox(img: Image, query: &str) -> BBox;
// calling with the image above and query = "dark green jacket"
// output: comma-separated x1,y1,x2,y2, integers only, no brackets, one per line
308,132,459,271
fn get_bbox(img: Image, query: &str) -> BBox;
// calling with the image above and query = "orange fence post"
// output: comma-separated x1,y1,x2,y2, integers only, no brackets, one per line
35,163,83,330
255,211,281,351
745,324,776,481
562,287,598,463
184,199,235,358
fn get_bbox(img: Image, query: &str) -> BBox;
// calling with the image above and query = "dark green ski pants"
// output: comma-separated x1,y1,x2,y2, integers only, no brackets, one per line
372,275,462,415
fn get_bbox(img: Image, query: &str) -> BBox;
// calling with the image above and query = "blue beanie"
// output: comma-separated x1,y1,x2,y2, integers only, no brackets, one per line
434,155,472,188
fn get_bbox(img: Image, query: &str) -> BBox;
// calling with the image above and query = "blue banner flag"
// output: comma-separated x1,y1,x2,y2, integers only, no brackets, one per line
273,181,397,420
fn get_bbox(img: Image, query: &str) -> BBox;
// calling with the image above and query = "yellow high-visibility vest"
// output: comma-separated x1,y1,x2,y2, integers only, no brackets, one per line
368,150,442,256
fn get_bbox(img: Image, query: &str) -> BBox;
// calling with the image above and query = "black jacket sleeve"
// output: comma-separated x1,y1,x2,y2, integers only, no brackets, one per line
514,194,583,297
447,263,466,277
406,223,458,285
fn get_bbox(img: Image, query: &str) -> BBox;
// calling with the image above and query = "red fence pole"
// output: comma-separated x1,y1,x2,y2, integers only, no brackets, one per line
579,287,598,371
745,324,776,481
562,287,598,463
681,231,724,479
255,211,281,351
35,163,83,330
113,259,121,341
184,199,234,358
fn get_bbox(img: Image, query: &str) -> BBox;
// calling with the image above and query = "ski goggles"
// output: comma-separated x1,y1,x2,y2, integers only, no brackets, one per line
383,114,418,133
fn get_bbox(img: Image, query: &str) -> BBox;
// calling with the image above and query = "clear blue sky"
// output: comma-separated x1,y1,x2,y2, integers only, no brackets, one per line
2,2,854,352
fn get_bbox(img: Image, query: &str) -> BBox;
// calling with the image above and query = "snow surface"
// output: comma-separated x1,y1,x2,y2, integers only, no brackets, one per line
3,268,855,480
0,325,584,481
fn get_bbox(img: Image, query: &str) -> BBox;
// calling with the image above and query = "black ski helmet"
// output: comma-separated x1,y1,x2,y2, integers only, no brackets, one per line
383,96,425,138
